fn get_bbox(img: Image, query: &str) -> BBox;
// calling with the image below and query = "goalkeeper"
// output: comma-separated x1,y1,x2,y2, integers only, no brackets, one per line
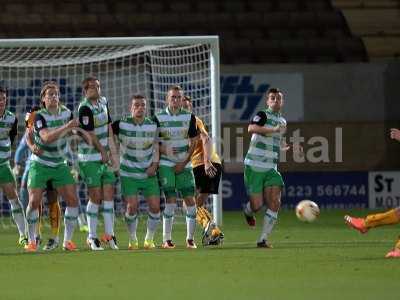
182,96,224,246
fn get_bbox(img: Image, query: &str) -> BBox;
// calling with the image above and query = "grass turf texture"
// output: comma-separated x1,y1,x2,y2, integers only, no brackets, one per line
0,210,399,300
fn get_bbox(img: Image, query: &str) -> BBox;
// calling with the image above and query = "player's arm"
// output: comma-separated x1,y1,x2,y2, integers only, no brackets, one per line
106,108,118,169
174,114,199,173
197,118,217,177
110,120,121,172
25,127,43,156
146,117,160,176
14,131,28,166
12,119,26,175
35,113,78,144
78,106,109,164
9,117,18,145
248,111,283,135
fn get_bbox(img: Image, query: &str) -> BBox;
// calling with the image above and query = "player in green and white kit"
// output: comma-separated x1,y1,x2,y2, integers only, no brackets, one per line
112,95,161,250
25,82,80,252
78,76,118,251
243,88,287,248
156,85,199,249
0,87,27,247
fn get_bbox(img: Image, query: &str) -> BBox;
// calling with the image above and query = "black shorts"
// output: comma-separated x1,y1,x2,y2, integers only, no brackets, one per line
46,180,54,191
193,163,222,194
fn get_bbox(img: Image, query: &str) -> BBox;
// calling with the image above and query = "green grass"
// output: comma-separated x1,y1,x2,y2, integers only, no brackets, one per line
0,210,399,300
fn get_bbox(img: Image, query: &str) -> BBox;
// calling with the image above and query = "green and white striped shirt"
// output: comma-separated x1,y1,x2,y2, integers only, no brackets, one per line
156,107,197,169
0,110,17,166
244,108,287,171
32,105,72,168
116,116,159,179
78,97,111,163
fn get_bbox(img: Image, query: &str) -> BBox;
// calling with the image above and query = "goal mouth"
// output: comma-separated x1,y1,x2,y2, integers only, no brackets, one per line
0,36,222,225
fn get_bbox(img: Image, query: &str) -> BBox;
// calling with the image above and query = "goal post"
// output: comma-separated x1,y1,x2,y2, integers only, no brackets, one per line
0,36,223,226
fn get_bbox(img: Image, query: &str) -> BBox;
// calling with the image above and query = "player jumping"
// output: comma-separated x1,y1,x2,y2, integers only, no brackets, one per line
181,96,224,246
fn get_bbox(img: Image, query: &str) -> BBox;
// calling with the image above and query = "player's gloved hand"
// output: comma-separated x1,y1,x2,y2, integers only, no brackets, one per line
204,160,217,178
390,128,400,142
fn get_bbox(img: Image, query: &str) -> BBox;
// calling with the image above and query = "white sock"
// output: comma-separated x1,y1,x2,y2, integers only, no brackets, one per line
64,206,78,243
125,212,138,241
145,211,160,241
26,207,39,243
186,205,196,240
9,199,26,237
102,201,115,236
163,203,176,242
86,201,99,239
244,202,254,217
78,213,87,227
259,209,278,242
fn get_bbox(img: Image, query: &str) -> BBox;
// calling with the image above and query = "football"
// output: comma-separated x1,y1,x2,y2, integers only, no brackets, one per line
295,200,320,222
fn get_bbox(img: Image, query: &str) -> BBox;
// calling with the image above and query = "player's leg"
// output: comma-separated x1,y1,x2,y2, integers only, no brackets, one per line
385,237,400,258
243,166,264,228
56,185,78,251
25,161,50,251
101,183,118,250
345,207,400,234
77,199,89,233
125,195,139,250
257,170,284,248
26,187,43,251
0,163,27,245
2,181,27,246
194,163,223,246
257,186,281,248
71,168,88,232
79,161,103,250
19,165,30,212
43,183,60,251
158,165,177,249
143,176,161,249
86,187,103,250
177,169,197,249
53,164,79,251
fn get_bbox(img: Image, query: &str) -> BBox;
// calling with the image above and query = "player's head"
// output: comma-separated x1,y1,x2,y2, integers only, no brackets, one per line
40,81,60,110
25,106,41,128
166,85,183,111
82,76,101,101
0,87,7,113
266,88,283,112
182,95,193,112
130,94,146,118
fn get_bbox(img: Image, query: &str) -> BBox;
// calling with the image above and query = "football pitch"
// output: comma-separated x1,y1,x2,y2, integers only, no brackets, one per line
0,210,399,300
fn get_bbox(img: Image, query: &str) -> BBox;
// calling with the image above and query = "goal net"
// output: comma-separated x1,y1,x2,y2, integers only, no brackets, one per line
0,36,222,226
